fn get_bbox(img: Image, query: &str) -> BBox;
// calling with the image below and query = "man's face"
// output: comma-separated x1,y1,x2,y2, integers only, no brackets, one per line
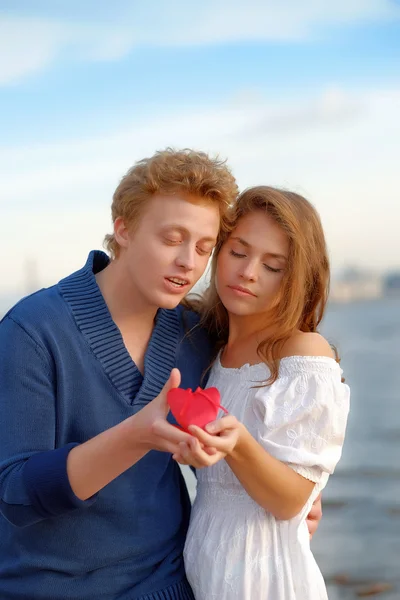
117,193,220,310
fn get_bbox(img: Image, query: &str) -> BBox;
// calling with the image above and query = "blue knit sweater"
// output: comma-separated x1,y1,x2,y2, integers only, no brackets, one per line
0,251,212,600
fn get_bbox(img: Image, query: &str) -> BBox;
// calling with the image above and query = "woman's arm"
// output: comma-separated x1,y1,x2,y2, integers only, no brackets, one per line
187,421,314,520
177,333,342,520
225,334,335,519
228,425,315,519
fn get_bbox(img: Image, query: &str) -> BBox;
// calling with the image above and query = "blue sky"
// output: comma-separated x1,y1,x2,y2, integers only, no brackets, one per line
0,1,399,298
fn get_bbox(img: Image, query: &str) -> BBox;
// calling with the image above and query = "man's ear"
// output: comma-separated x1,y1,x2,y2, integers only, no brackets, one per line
114,217,130,249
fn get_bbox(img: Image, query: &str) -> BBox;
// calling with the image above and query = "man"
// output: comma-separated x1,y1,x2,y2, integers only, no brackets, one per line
0,149,321,599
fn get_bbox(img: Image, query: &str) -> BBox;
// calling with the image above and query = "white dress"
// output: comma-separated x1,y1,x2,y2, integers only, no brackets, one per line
184,355,350,600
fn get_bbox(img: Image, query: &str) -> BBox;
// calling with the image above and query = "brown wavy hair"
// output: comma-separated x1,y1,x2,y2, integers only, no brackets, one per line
197,186,334,384
104,148,239,258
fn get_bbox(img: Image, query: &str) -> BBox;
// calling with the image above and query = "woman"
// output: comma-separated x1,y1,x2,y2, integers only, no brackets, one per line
176,186,350,599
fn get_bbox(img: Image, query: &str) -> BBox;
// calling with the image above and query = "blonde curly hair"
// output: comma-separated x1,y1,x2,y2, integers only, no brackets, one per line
104,148,239,258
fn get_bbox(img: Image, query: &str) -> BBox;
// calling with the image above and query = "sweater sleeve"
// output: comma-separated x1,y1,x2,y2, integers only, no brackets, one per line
0,316,96,527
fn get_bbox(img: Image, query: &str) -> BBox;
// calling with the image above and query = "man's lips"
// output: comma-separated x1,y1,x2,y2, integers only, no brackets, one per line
228,285,257,297
164,276,192,292
166,276,191,286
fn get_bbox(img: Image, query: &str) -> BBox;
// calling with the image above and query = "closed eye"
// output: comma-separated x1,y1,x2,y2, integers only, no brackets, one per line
197,246,213,256
230,250,246,258
231,249,283,273
263,264,283,273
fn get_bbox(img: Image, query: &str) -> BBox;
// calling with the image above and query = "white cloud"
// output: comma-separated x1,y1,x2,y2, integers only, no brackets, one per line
156,0,399,44
236,87,365,137
1,84,400,295
1,0,399,85
0,17,64,85
0,15,134,85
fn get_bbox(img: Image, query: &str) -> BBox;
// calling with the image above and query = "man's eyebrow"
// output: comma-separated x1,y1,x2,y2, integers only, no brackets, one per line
230,236,287,260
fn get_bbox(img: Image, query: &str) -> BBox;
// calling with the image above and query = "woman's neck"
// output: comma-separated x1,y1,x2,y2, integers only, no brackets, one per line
227,312,271,346
222,312,273,368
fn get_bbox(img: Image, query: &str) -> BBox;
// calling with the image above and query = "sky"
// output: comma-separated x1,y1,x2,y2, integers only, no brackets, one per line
0,0,400,302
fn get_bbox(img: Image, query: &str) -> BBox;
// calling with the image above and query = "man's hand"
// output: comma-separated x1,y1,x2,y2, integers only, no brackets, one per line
134,368,195,455
306,493,322,540
67,368,196,500
172,415,241,468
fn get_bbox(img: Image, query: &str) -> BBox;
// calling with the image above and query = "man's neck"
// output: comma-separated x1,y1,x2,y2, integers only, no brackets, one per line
95,259,158,330
95,259,161,373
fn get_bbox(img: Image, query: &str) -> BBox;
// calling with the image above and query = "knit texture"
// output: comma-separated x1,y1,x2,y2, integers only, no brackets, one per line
0,251,210,600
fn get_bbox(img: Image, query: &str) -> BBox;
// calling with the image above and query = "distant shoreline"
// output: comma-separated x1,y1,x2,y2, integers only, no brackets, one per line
1,292,399,321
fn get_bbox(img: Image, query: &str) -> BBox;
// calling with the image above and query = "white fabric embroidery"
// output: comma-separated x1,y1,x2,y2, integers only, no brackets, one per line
184,355,350,600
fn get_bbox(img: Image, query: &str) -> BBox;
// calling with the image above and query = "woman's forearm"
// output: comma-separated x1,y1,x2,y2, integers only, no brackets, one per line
226,425,315,520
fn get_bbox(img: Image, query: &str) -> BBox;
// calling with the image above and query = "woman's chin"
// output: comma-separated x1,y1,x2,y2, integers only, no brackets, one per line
221,297,257,317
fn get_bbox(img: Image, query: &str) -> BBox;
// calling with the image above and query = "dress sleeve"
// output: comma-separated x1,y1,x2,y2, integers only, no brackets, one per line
252,356,350,485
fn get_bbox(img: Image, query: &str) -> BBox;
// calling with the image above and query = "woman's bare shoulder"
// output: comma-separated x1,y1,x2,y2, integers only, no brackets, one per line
280,331,335,359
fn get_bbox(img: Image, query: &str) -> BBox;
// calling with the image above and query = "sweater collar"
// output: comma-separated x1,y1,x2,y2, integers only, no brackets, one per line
58,251,180,407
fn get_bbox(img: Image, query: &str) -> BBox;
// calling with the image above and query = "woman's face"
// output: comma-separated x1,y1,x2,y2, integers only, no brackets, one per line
216,210,289,319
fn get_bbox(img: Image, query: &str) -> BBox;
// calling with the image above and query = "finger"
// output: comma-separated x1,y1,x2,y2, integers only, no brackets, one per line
168,367,181,390
306,518,318,540
189,437,203,455
183,435,216,456
158,368,182,411
172,453,188,465
188,438,225,466
307,508,317,520
187,425,216,447
179,439,213,469
155,439,191,455
152,419,193,445
308,495,323,520
312,493,322,509
188,425,233,450
204,415,239,435
178,442,202,468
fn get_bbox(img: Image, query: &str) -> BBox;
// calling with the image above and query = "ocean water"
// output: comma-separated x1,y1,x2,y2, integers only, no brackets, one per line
182,297,400,599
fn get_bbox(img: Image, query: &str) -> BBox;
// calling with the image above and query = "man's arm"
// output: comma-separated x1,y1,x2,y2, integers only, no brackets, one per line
0,316,192,526
306,493,322,539
66,369,190,500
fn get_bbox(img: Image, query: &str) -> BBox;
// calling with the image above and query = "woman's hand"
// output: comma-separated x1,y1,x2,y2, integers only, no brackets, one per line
306,493,322,540
172,415,242,468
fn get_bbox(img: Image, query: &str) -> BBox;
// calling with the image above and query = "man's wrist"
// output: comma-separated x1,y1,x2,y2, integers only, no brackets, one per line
122,412,152,455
